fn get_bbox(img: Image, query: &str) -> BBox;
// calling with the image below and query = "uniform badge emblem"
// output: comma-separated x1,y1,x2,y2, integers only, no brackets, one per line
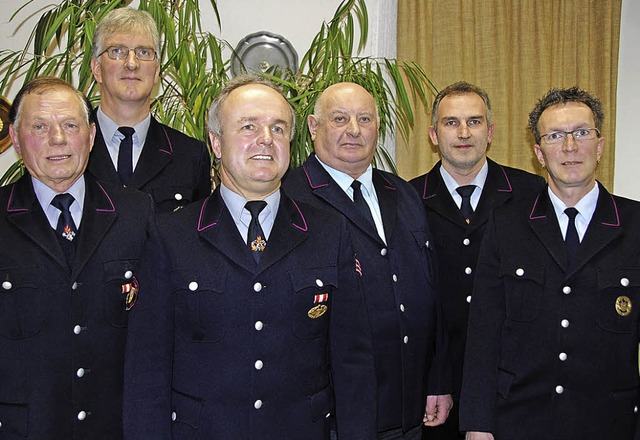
122,277,139,311
308,304,327,319
62,224,76,241
314,293,329,304
615,295,632,317
355,258,362,277
251,236,267,252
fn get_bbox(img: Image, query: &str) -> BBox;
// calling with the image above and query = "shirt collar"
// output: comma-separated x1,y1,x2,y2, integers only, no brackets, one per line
97,106,151,147
548,182,599,225
219,183,280,227
439,159,489,198
315,156,375,196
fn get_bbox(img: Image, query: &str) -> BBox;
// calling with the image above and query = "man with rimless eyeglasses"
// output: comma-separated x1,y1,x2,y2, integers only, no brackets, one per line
88,8,211,213
460,86,640,440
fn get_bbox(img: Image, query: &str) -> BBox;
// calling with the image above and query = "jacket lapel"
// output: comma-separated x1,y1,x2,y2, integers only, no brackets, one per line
129,117,173,188
197,189,309,273
373,170,397,241
528,190,568,270
5,176,69,271
72,175,118,279
87,122,119,186
420,162,467,227
572,183,623,275
302,154,384,244
472,159,515,229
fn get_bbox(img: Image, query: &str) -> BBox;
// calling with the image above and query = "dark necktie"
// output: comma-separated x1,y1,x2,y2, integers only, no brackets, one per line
351,180,376,228
245,201,267,262
117,127,135,186
457,185,475,224
51,193,78,264
564,207,580,267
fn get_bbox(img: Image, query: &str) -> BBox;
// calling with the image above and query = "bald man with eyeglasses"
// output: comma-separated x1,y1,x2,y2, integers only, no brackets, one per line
88,8,211,213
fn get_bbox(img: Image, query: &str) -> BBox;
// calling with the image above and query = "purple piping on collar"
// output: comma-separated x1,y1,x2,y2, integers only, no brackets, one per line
601,194,621,227
529,195,546,220
290,198,308,232
197,197,217,232
6,186,29,213
303,165,329,189
379,172,396,191
95,181,116,212
159,126,174,155
498,166,513,192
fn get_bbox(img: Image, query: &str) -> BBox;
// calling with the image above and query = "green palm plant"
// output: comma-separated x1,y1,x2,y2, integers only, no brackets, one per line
0,0,436,184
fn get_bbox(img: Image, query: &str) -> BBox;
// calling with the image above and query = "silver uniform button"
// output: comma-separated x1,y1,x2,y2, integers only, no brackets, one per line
634,406,638,414
400,304,405,312
559,352,568,361
255,321,264,331
174,193,183,201
561,319,570,328
188,281,198,291
77,368,86,377
254,360,264,370
403,335,409,344
77,411,87,421
463,238,470,246
392,274,398,282
124,270,133,280
562,286,571,295
621,277,630,287
2,281,11,290
254,400,263,409
516,268,525,277
380,248,388,256
73,325,82,335
254,282,263,292
555,385,564,394
172,411,177,421
425,240,430,249
315,279,323,287
72,282,79,290
466,295,472,303
465,267,472,275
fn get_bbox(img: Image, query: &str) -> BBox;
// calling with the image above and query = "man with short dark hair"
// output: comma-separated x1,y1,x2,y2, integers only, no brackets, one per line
89,7,211,212
410,81,545,439
460,86,640,440
1,76,155,439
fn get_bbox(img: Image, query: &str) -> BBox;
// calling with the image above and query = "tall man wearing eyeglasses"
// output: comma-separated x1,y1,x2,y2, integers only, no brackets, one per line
89,8,211,213
460,86,640,440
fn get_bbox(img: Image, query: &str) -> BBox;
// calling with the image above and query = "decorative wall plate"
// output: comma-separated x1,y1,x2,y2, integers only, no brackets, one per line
0,96,12,154
231,31,298,77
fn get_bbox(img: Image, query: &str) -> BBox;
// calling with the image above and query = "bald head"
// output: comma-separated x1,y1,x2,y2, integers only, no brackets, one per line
309,82,380,178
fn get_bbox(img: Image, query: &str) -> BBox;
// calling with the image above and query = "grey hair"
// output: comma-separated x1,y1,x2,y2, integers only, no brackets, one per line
207,73,296,138
92,8,160,58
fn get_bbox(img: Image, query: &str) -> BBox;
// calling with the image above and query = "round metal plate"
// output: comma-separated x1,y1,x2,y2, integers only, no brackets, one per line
0,96,11,154
231,31,298,77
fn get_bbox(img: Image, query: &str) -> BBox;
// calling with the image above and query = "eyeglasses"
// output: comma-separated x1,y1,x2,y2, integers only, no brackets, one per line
100,45,157,61
540,128,600,144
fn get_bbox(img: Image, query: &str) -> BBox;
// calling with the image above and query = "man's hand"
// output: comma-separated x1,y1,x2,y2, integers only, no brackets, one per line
423,394,453,426
465,432,495,440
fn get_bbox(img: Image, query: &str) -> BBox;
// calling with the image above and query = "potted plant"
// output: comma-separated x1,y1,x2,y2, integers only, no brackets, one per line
0,0,435,184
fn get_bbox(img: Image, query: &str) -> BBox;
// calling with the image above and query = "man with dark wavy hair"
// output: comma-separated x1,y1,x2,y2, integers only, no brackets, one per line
460,86,640,440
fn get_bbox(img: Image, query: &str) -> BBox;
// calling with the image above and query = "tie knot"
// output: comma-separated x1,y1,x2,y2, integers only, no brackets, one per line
118,126,135,138
564,207,579,220
456,185,475,198
351,180,363,191
52,193,75,211
245,201,267,218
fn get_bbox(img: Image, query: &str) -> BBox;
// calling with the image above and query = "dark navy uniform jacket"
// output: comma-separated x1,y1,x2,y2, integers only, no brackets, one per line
461,183,640,440
123,187,377,440
88,115,211,213
283,154,452,433
0,174,155,439
410,158,545,401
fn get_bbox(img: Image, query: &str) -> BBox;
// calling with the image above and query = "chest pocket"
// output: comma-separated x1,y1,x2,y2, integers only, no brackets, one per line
596,268,640,334
173,269,226,343
151,186,193,213
412,229,436,286
500,261,544,322
0,266,40,339
289,266,338,339
103,259,140,328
